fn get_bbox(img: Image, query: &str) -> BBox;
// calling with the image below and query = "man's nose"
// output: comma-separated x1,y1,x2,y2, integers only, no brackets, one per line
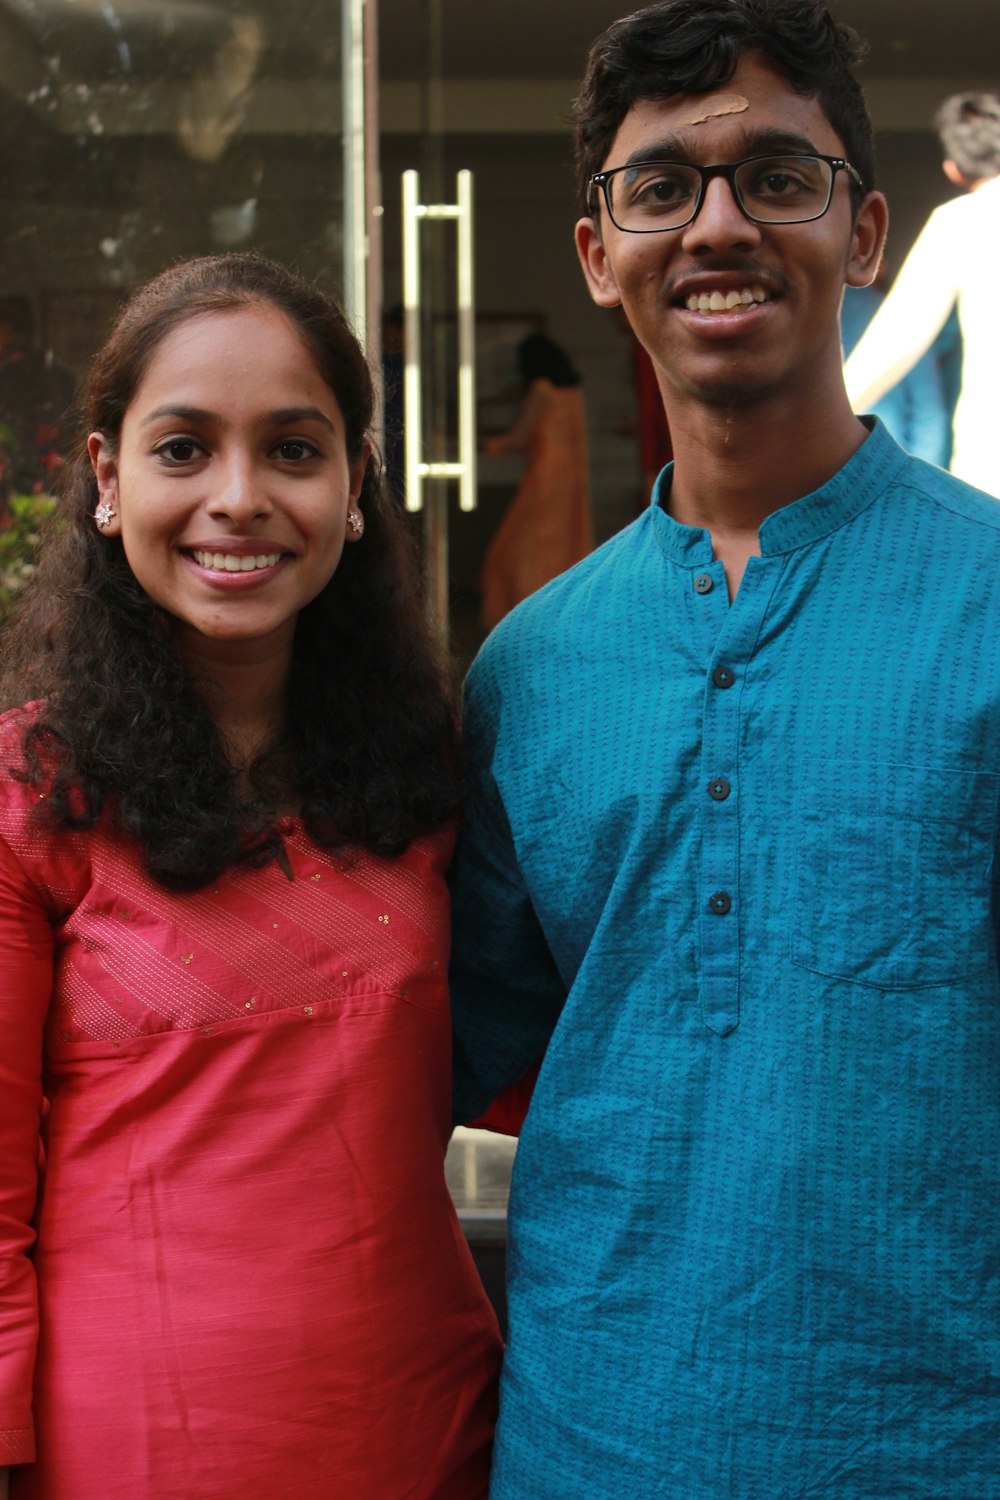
681,174,762,251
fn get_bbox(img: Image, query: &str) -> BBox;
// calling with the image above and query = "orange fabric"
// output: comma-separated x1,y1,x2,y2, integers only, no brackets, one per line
0,711,500,1499
480,381,593,630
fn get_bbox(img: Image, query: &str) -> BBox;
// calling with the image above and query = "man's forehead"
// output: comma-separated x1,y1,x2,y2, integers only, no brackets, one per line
673,91,750,128
602,68,843,168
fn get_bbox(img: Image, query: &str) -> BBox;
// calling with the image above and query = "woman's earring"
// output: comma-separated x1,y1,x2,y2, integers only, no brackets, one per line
346,507,364,539
94,501,117,530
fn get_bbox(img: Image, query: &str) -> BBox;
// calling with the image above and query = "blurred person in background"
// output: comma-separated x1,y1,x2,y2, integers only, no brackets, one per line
845,90,1000,494
479,332,593,630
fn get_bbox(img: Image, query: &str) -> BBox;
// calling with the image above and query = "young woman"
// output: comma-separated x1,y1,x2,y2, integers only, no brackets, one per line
0,253,500,1500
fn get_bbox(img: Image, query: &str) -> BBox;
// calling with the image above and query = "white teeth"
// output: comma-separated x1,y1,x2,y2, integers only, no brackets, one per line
685,285,771,314
193,550,281,572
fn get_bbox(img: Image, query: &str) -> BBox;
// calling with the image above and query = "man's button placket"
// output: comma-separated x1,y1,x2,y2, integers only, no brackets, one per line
702,649,740,1033
693,572,714,595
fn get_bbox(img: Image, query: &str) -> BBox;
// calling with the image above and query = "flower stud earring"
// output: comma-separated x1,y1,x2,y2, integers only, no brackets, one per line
94,501,117,530
346,507,364,539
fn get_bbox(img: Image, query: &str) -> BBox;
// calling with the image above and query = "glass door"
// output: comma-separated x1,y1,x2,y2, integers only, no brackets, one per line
0,0,375,516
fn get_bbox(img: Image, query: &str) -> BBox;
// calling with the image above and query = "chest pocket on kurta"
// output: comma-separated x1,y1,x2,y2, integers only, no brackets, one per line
791,765,998,989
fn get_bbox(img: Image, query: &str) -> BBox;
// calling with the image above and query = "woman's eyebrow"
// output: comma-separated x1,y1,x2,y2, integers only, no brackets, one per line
140,403,216,427
139,404,336,431
270,407,336,431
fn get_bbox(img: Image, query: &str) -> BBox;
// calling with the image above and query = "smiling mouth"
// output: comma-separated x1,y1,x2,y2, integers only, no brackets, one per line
190,549,284,573
683,285,772,312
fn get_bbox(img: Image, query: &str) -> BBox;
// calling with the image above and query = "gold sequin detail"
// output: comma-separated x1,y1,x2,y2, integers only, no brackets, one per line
245,998,256,1010
272,923,279,930
303,1005,314,1016
311,874,321,882
202,1026,213,1037
378,914,389,925
112,1040,120,1049
181,954,193,965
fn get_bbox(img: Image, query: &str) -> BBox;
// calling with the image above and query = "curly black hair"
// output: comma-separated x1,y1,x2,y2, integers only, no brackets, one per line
0,252,459,890
574,0,875,215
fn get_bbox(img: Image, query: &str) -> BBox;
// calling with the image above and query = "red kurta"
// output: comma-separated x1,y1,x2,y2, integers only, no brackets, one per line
0,710,500,1499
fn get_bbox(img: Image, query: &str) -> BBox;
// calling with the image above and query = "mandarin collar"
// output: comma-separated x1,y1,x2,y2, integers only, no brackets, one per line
650,419,908,566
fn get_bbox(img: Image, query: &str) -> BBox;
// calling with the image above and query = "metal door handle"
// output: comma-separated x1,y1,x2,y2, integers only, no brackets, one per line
401,168,477,512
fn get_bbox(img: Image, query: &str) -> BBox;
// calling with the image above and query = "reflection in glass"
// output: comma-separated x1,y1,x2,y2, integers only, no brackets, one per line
0,0,348,496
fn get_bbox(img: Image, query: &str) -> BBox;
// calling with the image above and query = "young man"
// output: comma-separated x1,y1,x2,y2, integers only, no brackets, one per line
450,3,1000,1496
845,91,1000,496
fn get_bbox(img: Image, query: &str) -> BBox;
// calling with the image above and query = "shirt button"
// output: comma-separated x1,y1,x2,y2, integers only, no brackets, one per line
694,573,714,595
712,666,735,689
708,777,731,801
708,891,732,915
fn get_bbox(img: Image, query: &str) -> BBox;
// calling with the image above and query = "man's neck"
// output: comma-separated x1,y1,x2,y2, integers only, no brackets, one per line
663,382,870,596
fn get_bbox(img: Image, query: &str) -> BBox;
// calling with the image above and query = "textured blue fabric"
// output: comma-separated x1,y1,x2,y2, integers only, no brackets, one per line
450,420,1000,1500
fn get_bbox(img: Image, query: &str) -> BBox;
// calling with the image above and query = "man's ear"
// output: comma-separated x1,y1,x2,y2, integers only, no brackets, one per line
845,189,889,289
87,432,122,536
574,216,623,308
942,158,968,188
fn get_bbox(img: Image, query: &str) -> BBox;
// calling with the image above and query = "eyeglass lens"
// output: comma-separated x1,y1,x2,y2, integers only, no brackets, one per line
607,156,834,230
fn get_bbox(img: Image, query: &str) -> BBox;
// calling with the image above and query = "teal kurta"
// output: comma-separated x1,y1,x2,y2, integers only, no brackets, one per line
450,421,1000,1499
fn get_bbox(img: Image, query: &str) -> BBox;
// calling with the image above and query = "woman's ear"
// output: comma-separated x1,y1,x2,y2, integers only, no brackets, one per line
348,441,372,508
87,432,122,536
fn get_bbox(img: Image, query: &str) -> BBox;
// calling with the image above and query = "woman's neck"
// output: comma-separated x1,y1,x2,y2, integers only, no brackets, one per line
175,625,293,770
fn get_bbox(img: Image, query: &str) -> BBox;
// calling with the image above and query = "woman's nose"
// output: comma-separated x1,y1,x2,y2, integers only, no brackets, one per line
208,454,273,522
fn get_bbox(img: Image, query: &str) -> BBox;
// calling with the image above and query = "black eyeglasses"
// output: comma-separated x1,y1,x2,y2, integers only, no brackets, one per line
590,153,864,233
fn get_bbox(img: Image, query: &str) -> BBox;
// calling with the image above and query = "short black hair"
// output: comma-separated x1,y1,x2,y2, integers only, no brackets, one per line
574,0,874,215
934,91,1000,183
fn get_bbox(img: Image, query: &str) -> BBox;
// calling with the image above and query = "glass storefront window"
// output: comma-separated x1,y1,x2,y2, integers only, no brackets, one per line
445,1126,518,1232
0,0,363,508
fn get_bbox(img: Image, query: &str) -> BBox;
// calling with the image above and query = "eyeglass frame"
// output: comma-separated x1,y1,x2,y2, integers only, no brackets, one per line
588,153,866,233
